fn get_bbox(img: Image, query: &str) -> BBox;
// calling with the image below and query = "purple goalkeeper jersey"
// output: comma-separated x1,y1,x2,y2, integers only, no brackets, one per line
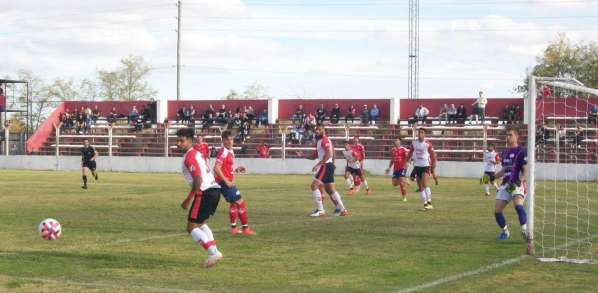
500,146,527,185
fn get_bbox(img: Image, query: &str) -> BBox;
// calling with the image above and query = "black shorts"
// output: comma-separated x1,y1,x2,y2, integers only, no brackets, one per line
82,160,96,171
345,166,362,177
412,166,430,179
315,162,335,184
484,171,496,182
188,188,221,224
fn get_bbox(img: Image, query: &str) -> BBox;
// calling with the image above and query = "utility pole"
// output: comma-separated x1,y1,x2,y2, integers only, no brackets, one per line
176,0,182,100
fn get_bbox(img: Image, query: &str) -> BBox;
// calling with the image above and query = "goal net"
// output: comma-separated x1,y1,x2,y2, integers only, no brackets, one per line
528,76,598,264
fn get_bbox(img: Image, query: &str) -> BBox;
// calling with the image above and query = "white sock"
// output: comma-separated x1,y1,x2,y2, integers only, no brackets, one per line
190,227,216,254
345,177,353,189
425,187,432,202
363,180,369,189
420,191,427,203
199,224,214,241
521,224,528,232
313,189,324,211
331,191,345,211
483,184,490,194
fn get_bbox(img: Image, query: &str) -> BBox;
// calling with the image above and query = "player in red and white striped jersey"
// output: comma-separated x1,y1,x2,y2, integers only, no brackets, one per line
177,128,223,269
193,134,210,163
351,136,370,195
303,125,348,217
385,137,410,201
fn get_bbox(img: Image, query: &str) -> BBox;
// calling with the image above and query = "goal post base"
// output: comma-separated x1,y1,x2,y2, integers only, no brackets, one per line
537,257,596,264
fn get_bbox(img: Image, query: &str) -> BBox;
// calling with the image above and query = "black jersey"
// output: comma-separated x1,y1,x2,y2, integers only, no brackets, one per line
81,146,96,162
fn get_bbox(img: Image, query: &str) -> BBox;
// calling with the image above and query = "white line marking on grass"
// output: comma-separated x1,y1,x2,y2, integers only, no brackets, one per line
8,276,206,293
396,233,598,292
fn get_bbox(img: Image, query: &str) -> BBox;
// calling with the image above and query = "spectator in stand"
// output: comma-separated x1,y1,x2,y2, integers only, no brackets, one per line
535,124,549,149
501,105,510,124
316,104,327,125
182,106,191,125
239,120,250,143
107,107,118,125
177,107,185,124
472,90,487,123
447,104,457,124
142,106,152,125
217,104,227,124
305,113,317,140
330,104,341,124
361,105,370,125
128,106,139,124
91,105,100,123
293,105,305,125
413,104,429,125
245,106,256,125
257,143,270,158
588,105,598,124
76,111,85,134
257,109,268,127
84,111,92,134
0,86,4,96
188,106,196,125
290,124,304,144
512,105,521,124
456,104,467,125
439,104,448,124
574,126,585,149
369,104,380,125
345,104,356,124
202,105,215,130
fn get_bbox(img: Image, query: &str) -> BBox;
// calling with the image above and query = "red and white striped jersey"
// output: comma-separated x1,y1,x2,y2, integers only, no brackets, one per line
215,147,235,182
182,147,219,190
316,136,333,163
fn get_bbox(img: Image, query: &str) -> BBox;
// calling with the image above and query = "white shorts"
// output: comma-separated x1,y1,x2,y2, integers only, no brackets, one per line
496,184,526,202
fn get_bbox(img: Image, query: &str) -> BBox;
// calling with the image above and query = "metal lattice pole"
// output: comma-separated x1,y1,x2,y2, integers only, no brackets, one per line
408,0,420,100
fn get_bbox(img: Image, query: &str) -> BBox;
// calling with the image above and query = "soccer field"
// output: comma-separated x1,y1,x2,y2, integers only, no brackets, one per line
0,170,597,292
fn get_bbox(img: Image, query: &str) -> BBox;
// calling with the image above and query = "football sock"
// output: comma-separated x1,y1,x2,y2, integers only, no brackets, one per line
330,191,345,211
425,187,432,202
345,177,353,189
399,183,406,196
238,201,249,226
515,204,527,226
483,184,490,194
495,212,507,229
363,179,369,189
82,175,87,186
199,224,215,242
229,203,238,227
420,190,427,203
190,227,216,254
312,189,324,211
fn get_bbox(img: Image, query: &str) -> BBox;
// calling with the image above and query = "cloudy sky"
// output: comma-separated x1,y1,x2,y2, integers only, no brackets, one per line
1,0,597,100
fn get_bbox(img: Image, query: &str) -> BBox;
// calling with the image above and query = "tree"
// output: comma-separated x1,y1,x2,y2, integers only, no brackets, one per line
519,33,598,92
224,89,241,100
97,55,157,101
243,81,270,99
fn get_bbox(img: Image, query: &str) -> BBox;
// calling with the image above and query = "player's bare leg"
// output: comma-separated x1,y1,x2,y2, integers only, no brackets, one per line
344,171,354,195
325,183,348,216
92,170,98,181
81,167,88,189
494,200,510,240
187,221,222,268
310,180,325,217
393,177,407,201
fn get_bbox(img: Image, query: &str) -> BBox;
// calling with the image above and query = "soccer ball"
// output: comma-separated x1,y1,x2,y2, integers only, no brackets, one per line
38,218,62,240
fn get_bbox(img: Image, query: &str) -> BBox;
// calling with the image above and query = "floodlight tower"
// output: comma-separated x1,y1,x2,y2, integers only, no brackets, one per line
408,0,420,100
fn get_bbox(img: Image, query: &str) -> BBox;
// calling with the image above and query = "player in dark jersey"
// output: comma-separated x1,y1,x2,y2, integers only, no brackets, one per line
81,139,98,189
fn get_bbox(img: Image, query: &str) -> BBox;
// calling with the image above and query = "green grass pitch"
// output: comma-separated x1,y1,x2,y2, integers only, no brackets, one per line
0,169,597,292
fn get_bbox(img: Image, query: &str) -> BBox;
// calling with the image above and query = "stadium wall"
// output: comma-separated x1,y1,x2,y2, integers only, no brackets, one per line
1,155,596,181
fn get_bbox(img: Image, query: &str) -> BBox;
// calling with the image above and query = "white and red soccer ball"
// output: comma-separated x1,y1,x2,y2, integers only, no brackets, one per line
38,218,62,240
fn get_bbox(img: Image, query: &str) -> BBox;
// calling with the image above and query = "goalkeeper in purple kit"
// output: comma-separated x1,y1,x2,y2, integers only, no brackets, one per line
494,126,530,249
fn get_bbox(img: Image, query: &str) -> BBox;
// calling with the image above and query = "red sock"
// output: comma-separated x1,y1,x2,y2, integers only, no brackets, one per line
229,203,239,226
399,183,406,196
238,201,249,226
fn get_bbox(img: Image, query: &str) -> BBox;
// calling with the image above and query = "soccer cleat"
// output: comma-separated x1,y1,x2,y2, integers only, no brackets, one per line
339,209,349,216
497,230,510,241
241,227,256,235
485,192,490,196
203,250,223,269
82,185,88,190
229,226,241,235
94,174,99,181
521,229,529,241
402,197,407,202
365,189,371,196
346,188,354,195
309,209,325,217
